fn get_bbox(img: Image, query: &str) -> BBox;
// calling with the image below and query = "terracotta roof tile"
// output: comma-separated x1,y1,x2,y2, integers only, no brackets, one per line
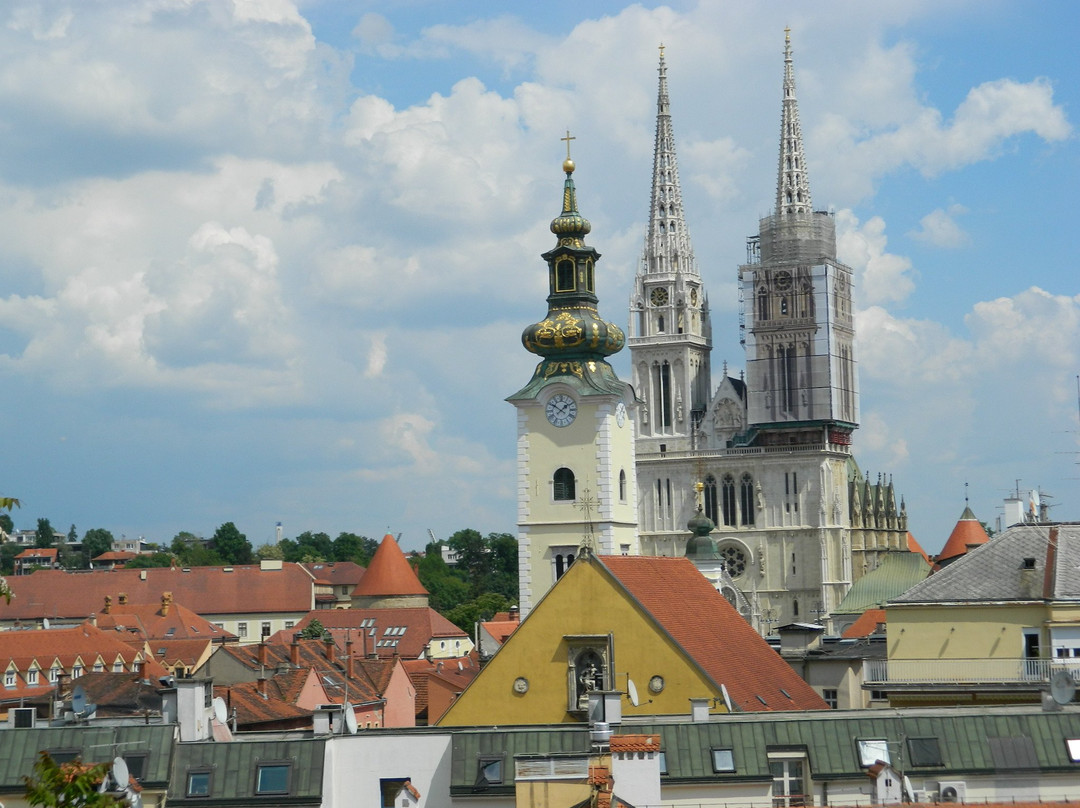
352,535,427,597
937,505,990,562
610,734,661,753
599,555,827,712
301,561,366,586
287,607,466,659
905,532,930,564
96,600,234,641
2,564,315,621
842,609,887,638
215,681,313,728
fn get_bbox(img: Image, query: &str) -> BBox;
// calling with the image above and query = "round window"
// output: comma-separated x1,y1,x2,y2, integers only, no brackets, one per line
718,544,747,577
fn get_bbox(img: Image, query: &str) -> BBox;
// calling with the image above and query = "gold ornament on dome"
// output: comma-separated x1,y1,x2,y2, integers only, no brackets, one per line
542,361,584,380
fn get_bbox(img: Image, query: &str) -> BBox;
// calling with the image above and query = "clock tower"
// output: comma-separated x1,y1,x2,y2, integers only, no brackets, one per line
508,145,639,616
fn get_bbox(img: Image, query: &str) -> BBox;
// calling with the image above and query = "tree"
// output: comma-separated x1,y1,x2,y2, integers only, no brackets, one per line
211,522,253,565
34,518,55,548
0,542,21,576
294,531,333,562
171,532,224,567
487,532,519,601
0,512,13,536
448,528,489,596
81,528,115,568
415,543,470,613
446,592,514,635
255,542,284,561
298,618,326,640
124,552,175,569
332,532,375,563
24,751,121,808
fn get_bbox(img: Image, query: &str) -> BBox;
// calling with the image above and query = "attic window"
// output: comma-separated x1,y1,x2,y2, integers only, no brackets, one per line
856,739,890,767
186,769,212,798
711,749,735,773
123,753,149,782
907,737,943,767
1067,739,1080,763
1022,557,1037,570
476,756,504,786
166,628,176,636
255,762,291,796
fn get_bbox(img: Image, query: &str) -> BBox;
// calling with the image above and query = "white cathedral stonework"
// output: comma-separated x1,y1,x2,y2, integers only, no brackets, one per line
629,36,907,634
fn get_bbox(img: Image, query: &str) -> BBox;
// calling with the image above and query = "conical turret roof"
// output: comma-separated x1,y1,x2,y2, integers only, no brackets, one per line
937,506,990,564
353,534,428,597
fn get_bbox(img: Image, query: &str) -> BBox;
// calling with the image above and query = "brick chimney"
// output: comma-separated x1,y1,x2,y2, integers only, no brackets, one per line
118,592,128,606
256,676,268,698
258,641,268,668
290,636,300,667
160,591,173,616
102,595,112,615
324,638,336,664
346,638,354,679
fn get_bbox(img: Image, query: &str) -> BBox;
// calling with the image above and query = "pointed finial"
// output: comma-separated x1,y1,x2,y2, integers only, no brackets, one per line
964,480,969,505
561,129,576,174
659,42,665,60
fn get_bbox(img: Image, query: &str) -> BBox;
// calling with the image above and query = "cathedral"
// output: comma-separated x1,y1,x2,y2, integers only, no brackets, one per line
629,34,908,631
510,32,909,629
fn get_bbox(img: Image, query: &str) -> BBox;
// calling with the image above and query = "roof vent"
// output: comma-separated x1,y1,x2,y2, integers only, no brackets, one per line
1022,557,1037,570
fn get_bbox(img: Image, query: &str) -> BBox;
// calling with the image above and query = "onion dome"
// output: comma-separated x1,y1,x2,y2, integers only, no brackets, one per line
685,505,720,560
511,150,628,399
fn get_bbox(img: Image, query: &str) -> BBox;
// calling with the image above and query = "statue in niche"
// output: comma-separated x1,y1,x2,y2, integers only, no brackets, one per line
756,482,766,513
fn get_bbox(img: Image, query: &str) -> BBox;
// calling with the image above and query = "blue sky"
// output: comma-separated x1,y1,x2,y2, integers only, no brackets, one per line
0,0,1076,554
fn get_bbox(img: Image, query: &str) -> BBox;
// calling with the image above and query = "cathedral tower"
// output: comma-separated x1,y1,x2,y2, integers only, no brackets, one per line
740,29,858,441
629,46,712,457
508,144,639,616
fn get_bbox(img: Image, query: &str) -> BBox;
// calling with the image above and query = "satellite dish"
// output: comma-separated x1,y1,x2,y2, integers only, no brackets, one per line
111,757,129,789
720,683,733,712
212,696,228,725
627,678,639,707
72,686,86,715
344,704,358,735
1050,670,1076,705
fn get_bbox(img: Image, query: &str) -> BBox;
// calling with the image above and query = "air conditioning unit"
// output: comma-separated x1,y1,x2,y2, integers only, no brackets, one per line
937,781,966,802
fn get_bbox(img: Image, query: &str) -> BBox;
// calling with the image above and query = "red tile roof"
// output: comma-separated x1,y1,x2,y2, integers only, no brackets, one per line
842,608,887,638
937,506,990,563
92,551,137,562
287,607,466,659
301,561,365,586
16,548,58,559
905,533,930,564
2,564,316,621
352,535,427,597
610,734,661,753
599,555,827,712
95,599,234,641
215,681,314,729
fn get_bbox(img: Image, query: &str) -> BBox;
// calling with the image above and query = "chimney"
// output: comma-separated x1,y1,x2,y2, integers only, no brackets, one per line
118,592,128,606
160,592,173,616
509,605,520,622
346,639,355,679
324,638,336,664
290,636,300,667
258,641,268,668
256,676,268,698
102,595,112,615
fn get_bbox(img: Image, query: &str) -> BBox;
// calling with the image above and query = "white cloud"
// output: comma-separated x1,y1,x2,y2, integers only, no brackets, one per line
836,210,916,306
909,204,970,248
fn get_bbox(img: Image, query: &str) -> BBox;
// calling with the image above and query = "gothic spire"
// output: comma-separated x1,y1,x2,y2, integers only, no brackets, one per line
642,44,697,277
776,28,812,216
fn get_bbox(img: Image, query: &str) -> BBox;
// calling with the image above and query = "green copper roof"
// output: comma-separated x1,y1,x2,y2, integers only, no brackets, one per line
169,738,325,805
833,552,931,615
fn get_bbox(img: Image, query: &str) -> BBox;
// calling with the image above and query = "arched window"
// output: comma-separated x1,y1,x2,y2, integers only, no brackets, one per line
553,468,576,502
619,470,627,502
585,259,595,293
657,315,665,333
556,259,575,292
721,475,736,526
704,475,718,524
757,287,770,321
740,474,756,526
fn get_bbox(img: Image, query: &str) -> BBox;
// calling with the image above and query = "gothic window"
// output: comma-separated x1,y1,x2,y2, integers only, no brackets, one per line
704,475,718,524
740,474,755,526
553,468,575,502
659,362,673,428
718,542,747,578
657,315,665,333
780,297,788,315
757,287,770,321
793,598,799,617
556,259,575,292
619,470,627,502
721,475,736,526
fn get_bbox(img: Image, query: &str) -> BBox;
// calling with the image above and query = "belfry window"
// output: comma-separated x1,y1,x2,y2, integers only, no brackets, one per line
740,474,756,526
553,468,576,502
757,287,770,321
619,470,627,502
556,259,575,292
585,259,595,292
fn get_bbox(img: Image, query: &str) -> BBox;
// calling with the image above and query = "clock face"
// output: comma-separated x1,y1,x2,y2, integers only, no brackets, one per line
615,402,627,427
775,270,792,291
545,393,577,427
649,287,669,306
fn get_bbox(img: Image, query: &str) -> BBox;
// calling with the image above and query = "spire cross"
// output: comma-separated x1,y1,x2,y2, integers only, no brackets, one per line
561,130,576,161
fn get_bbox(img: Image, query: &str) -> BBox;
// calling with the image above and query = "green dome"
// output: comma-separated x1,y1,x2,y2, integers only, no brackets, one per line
685,506,719,559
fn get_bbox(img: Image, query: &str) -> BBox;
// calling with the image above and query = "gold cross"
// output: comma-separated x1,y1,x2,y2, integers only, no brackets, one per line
561,129,575,161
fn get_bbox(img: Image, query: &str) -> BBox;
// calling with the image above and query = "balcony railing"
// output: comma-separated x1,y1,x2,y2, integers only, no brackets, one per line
864,658,1080,688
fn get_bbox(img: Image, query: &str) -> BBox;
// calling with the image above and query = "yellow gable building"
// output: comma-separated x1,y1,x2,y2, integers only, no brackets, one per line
438,552,826,726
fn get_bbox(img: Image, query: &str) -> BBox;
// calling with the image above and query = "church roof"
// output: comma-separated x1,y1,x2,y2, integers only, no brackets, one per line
905,532,930,563
600,555,826,711
833,552,931,615
351,534,428,597
936,505,990,563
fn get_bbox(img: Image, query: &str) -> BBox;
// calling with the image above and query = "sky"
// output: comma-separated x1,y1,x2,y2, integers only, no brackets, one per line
0,0,1077,554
